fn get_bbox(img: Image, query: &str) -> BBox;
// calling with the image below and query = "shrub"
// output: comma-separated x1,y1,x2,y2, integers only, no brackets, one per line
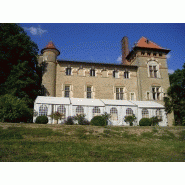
50,111,64,124
101,112,111,125
0,94,32,123
35,116,48,124
124,114,137,126
150,116,161,126
64,116,74,125
91,116,106,126
139,118,152,126
73,114,90,125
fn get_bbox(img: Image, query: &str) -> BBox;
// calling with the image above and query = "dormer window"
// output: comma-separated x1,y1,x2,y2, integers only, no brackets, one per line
90,69,95,77
124,71,129,79
159,53,162,57
66,67,71,75
147,52,151,56
113,70,119,78
153,53,157,56
141,51,145,55
146,39,150,44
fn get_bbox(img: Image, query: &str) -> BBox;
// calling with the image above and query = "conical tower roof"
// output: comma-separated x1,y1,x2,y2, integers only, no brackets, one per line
41,41,60,56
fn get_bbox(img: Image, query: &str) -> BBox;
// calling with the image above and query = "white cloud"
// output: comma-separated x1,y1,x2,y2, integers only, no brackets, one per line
168,69,174,74
23,25,47,36
166,54,171,59
117,55,122,62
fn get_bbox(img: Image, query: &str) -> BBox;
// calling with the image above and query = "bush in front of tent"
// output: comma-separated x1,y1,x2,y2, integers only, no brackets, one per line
90,116,106,126
64,116,74,125
139,118,152,126
35,116,48,124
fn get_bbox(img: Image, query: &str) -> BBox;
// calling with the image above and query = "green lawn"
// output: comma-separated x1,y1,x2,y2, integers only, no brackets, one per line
0,123,184,162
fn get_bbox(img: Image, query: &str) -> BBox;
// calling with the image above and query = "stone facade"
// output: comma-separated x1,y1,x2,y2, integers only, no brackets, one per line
37,36,174,126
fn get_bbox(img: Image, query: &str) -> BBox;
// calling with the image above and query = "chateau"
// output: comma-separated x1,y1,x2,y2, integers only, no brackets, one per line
33,36,174,126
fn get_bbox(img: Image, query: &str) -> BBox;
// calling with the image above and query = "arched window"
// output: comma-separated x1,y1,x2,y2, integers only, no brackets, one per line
92,107,101,117
57,105,66,119
110,107,118,121
142,108,149,118
39,105,48,116
76,106,84,115
156,109,162,120
126,108,133,116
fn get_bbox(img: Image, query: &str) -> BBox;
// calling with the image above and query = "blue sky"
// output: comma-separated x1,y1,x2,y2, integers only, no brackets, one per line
20,23,185,74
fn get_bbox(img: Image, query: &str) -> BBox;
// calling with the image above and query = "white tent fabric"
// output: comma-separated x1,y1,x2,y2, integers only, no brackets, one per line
70,98,104,106
101,99,135,106
35,96,70,105
130,101,164,108
33,96,167,126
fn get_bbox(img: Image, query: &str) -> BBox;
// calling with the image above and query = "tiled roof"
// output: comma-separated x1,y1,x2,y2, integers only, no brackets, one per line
44,41,57,49
135,37,163,49
41,41,60,55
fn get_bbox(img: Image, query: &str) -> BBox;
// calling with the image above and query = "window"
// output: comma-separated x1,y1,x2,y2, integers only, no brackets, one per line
142,109,149,118
159,53,162,57
126,108,133,116
65,85,70,97
57,105,66,119
90,69,95,77
124,71,129,79
147,52,151,56
39,105,48,116
149,65,158,78
76,106,84,115
156,109,162,121
131,93,135,100
87,86,92,98
92,107,101,117
152,87,161,100
141,51,145,55
110,107,118,121
113,70,119,78
146,39,150,44
153,53,157,56
116,87,124,100
66,67,71,75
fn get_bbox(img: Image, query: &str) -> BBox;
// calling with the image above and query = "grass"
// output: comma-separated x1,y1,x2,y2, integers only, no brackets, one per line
0,123,184,162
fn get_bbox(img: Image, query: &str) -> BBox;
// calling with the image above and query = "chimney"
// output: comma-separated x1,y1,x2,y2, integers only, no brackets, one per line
121,36,130,65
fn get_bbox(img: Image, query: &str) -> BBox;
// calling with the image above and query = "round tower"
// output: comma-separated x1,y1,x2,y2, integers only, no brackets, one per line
41,41,60,97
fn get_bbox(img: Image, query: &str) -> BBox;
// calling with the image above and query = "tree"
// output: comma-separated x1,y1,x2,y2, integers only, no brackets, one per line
124,114,137,126
0,94,32,123
0,23,42,108
50,111,64,124
164,63,185,125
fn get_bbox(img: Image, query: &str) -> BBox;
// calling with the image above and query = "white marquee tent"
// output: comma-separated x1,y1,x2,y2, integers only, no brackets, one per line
33,96,168,126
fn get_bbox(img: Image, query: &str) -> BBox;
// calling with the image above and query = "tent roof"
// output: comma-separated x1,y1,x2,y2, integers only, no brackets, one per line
35,96,70,105
35,96,164,108
101,99,136,106
70,98,104,106
130,101,164,108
